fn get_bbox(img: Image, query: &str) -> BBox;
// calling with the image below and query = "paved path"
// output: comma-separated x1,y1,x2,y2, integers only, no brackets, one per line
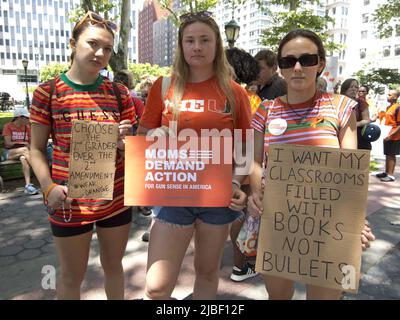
1,157,399,300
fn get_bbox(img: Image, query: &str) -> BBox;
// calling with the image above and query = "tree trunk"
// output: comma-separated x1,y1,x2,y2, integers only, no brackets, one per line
109,0,131,72
81,0,94,12
289,0,298,11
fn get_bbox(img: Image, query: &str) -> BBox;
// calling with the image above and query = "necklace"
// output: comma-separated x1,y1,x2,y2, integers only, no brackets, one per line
285,92,317,123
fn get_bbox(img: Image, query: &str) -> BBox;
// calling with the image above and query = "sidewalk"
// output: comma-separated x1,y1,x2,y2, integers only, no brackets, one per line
0,157,399,300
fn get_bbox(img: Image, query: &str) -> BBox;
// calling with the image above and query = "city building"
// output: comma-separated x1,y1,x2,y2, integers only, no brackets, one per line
346,0,400,77
138,0,166,64
0,0,140,100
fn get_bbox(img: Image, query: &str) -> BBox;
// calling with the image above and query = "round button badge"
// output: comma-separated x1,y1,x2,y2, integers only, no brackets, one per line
268,118,287,136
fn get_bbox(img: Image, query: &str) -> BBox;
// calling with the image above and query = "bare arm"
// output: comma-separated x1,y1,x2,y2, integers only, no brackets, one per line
339,112,375,249
248,130,265,216
30,123,52,189
356,107,371,128
30,123,69,208
339,111,357,149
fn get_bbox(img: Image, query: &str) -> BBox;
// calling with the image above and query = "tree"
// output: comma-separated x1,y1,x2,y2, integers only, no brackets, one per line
69,0,131,72
353,68,400,93
40,63,70,82
158,0,219,26
372,0,400,39
128,63,171,88
256,0,339,52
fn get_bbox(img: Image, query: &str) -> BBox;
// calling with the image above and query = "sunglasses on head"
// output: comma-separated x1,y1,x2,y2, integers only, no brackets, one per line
179,11,213,23
278,53,319,69
73,11,118,33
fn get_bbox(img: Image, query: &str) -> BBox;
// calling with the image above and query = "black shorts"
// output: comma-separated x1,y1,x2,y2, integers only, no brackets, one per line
50,208,133,237
384,140,400,156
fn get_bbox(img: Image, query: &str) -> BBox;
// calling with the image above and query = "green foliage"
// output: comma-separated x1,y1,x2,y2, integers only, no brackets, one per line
261,9,339,52
372,0,400,39
128,63,171,87
39,63,70,82
353,68,400,93
69,0,117,23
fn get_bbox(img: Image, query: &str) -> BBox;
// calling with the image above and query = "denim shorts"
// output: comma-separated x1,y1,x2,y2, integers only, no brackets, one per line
153,206,241,226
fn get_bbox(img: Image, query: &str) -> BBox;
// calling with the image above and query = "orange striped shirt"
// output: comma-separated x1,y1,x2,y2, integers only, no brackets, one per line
251,92,356,154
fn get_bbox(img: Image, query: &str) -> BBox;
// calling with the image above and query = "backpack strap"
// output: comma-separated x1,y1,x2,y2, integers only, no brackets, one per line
112,81,123,115
161,76,171,100
48,78,56,143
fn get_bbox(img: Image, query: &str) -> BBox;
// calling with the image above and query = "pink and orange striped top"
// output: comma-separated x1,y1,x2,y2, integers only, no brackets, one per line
251,92,357,154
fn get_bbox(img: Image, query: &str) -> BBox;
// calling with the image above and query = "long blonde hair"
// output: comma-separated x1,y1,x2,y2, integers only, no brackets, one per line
171,16,237,126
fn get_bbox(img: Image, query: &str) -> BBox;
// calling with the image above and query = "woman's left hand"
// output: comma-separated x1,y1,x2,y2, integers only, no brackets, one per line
361,221,375,251
117,119,133,150
229,184,246,211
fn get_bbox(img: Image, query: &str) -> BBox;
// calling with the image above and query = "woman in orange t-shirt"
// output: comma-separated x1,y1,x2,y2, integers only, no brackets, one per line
137,12,251,299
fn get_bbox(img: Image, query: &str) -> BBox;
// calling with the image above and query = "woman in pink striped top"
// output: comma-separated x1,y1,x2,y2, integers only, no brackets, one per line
248,29,375,300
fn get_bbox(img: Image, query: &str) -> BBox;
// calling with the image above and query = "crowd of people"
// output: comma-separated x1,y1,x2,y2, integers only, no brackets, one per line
3,10,399,300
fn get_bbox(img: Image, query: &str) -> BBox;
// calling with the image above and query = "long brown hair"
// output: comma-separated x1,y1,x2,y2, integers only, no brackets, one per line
171,14,237,125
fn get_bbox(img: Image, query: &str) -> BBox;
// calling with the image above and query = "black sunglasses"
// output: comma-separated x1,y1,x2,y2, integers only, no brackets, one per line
278,53,319,69
179,11,213,23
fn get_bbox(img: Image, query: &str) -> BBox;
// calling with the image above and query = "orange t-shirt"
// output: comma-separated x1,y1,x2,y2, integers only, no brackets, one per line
140,76,251,138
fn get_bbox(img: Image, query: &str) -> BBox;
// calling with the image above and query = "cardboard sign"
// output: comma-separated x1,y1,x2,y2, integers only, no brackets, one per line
67,120,119,199
124,136,232,207
255,144,370,293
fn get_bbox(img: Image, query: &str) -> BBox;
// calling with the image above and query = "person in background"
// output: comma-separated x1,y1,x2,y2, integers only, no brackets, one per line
358,85,378,120
340,78,375,150
316,77,328,93
248,29,375,300
114,70,145,119
376,89,400,182
254,49,287,101
225,47,260,282
1,108,39,195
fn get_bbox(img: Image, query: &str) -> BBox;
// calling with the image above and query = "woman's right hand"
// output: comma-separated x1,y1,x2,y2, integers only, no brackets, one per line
47,185,72,210
148,125,170,137
247,191,264,217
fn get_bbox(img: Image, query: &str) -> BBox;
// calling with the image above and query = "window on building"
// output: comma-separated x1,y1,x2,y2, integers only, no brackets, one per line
364,0,370,5
362,14,368,23
395,45,400,56
361,31,367,39
360,49,366,59
396,25,400,37
383,46,391,57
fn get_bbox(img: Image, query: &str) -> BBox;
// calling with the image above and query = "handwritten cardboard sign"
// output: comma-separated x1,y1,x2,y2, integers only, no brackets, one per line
255,144,370,293
67,120,119,199
124,136,232,207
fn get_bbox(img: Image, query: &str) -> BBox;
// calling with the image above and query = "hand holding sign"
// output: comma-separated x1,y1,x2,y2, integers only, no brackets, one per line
117,119,133,151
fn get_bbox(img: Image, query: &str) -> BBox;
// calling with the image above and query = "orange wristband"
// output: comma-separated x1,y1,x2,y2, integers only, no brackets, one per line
43,183,58,203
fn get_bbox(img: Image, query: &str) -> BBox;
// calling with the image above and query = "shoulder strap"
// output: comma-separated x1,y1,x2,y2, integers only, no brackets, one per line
112,82,123,115
161,76,171,100
48,78,56,143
